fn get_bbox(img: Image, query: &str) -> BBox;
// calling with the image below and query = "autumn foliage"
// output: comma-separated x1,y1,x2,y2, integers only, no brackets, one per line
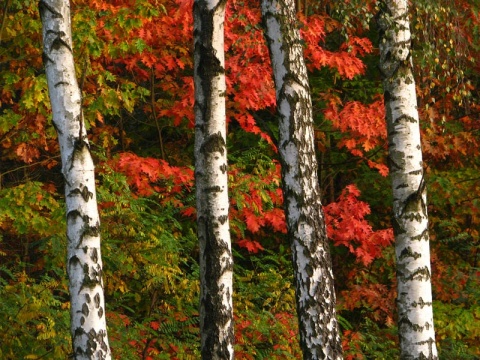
0,0,479,358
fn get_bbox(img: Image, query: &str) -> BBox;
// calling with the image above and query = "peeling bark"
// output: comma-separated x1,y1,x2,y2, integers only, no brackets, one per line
40,1,111,359
378,0,438,359
261,1,343,359
193,0,234,359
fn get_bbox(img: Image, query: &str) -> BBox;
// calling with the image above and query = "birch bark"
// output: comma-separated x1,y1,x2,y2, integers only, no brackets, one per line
378,0,438,358
40,1,111,359
261,1,343,358
193,0,234,359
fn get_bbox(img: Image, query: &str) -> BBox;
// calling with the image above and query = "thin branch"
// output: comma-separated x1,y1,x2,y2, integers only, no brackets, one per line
150,68,165,160
455,176,480,184
320,139,388,167
0,0,10,45
0,155,61,178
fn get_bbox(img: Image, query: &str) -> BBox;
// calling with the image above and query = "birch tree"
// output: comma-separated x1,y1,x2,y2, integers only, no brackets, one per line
40,0,111,358
261,1,343,358
378,0,438,358
193,0,234,358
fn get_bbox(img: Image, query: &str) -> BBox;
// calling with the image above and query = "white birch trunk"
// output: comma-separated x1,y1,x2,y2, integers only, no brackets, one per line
193,0,234,358
378,0,438,358
261,1,343,358
40,1,111,359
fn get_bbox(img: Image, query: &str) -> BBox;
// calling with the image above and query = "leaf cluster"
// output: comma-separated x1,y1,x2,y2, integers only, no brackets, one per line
1,0,479,358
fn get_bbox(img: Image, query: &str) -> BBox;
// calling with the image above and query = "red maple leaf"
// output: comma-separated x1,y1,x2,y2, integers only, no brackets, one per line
264,208,287,233
244,208,264,233
238,239,264,253
325,184,393,265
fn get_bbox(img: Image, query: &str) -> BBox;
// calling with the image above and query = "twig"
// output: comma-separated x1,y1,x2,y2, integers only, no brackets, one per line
0,0,10,45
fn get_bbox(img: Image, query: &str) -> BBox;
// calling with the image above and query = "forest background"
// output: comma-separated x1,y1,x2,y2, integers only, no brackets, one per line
0,0,479,358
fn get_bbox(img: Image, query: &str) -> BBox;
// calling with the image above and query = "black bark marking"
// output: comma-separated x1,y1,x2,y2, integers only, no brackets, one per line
387,150,406,171
69,255,81,269
400,175,427,219
50,117,63,137
39,0,62,18
42,52,54,64
54,81,69,87
81,186,93,201
201,131,226,155
412,297,432,308
84,222,100,238
200,216,234,359
69,136,91,171
205,185,222,193
81,303,89,316
98,306,104,318
411,228,429,241
409,169,423,176
219,163,227,174
94,293,101,308
62,173,72,187
91,247,98,263
384,90,391,102
399,246,421,260
74,327,85,337
68,186,93,202
67,209,84,221
74,221,100,249
80,264,102,291
395,114,417,124
72,326,108,359
45,30,73,53
86,328,108,358
398,315,428,331
402,266,431,282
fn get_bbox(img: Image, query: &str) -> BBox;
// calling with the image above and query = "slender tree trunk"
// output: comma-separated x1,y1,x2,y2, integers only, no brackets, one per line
193,0,234,359
261,1,343,359
40,1,111,359
378,1,438,358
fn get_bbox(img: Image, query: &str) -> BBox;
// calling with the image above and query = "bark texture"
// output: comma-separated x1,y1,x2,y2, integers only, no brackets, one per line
40,1,111,359
193,0,234,359
261,1,343,359
378,0,438,358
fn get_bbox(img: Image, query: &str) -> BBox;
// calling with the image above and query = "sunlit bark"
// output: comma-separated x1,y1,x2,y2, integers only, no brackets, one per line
378,0,438,358
40,0,111,359
261,0,343,358
193,0,234,358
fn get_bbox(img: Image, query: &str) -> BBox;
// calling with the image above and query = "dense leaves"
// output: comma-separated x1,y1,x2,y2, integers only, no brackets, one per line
0,0,479,358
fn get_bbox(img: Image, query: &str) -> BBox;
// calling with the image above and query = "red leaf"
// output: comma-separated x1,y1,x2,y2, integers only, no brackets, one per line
182,206,196,218
264,208,287,233
325,185,393,265
244,208,263,233
238,239,264,253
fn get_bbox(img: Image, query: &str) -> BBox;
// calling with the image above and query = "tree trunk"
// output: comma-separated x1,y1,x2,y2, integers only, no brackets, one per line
378,0,438,358
261,1,343,359
40,1,111,359
193,0,234,359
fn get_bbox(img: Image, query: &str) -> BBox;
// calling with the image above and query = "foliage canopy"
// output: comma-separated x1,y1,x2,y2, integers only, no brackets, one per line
0,0,479,358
